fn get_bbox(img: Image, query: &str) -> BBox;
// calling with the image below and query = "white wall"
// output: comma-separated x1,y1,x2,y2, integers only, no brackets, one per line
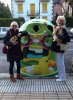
40,0,53,21
11,0,53,22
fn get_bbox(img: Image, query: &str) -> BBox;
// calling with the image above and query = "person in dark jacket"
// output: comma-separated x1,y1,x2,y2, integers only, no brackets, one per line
3,21,27,82
51,16,70,81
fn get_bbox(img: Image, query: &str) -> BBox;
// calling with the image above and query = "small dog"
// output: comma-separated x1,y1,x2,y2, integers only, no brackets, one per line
10,36,17,45
53,26,66,51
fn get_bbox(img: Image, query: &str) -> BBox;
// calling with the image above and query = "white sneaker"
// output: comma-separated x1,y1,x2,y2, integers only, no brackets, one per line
55,75,59,78
56,78,66,82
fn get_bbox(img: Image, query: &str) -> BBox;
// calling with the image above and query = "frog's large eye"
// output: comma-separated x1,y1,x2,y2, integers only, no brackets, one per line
21,36,29,45
33,25,39,32
26,23,49,35
40,35,53,49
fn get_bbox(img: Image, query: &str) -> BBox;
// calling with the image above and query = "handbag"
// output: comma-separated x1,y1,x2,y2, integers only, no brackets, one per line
2,45,8,54
2,30,12,54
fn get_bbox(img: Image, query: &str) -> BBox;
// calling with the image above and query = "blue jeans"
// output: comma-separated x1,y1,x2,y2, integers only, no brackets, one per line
9,60,21,75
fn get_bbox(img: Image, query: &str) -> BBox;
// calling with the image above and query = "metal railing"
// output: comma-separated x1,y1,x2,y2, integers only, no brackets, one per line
15,0,25,2
27,11,39,16
40,0,50,2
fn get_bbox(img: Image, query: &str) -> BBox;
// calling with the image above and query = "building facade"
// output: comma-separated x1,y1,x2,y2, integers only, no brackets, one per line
62,1,72,16
53,0,62,19
11,0,53,22
53,0,72,19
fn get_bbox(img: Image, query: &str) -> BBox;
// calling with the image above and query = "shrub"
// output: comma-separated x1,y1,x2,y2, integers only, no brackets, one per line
66,17,73,27
0,17,25,27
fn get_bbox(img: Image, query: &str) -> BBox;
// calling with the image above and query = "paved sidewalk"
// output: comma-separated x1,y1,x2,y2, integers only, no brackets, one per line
0,92,73,100
0,73,73,100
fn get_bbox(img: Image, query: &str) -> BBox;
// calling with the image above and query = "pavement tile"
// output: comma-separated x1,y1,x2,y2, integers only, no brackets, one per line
0,96,3,99
0,93,3,96
17,93,30,96
30,98,44,100
16,99,29,100
16,96,30,99
58,96,72,99
58,94,71,97
44,92,57,95
57,92,72,99
44,98,59,100
44,95,58,97
57,92,70,94
69,99,73,100
29,96,44,99
70,92,73,96
1,96,16,99
44,96,58,99
3,93,16,96
58,94,72,96
1,99,16,100
59,98,73,100
1,96,16,100
30,93,43,96
44,94,57,96
43,92,58,98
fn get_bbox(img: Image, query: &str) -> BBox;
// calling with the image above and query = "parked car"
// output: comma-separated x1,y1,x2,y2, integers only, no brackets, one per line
70,28,73,39
0,27,9,39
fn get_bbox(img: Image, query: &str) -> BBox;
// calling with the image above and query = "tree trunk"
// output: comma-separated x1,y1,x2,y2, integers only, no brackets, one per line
72,7,73,16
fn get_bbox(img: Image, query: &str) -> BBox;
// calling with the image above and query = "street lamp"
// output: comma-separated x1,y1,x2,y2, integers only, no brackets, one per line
39,0,40,18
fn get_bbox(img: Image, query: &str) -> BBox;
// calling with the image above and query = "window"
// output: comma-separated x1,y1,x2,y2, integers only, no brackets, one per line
42,16,47,20
42,3,47,12
18,4,23,12
30,17,35,19
30,4,35,15
0,28,1,32
2,28,7,32
68,6,69,12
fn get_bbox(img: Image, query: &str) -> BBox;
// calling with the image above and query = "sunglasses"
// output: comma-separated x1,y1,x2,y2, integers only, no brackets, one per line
12,25,17,27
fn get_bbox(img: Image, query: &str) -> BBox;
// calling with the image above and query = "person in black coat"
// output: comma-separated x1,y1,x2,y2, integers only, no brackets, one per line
3,21,28,82
51,16,70,81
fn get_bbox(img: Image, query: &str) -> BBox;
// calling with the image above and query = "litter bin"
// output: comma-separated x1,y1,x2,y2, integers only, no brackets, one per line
19,19,57,77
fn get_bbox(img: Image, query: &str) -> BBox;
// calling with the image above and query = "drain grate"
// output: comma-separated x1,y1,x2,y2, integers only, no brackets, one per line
0,77,73,93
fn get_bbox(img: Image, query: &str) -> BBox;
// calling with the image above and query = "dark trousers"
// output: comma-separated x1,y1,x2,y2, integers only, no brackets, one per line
9,60,21,75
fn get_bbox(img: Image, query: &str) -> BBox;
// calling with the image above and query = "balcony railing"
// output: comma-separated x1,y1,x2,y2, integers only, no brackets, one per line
27,11,39,16
15,0,25,2
40,0,50,2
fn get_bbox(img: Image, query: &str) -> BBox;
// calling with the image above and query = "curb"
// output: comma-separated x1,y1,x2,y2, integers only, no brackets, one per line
0,73,16,79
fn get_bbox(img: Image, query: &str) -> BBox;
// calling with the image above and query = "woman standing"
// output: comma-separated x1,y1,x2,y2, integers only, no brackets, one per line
3,21,24,82
52,16,70,81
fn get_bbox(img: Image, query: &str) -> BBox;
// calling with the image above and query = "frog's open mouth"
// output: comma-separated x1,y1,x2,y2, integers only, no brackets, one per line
21,34,52,58
22,45,49,58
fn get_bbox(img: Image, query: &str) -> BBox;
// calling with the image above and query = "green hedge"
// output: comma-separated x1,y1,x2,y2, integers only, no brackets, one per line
0,17,25,27
51,20,56,25
1,17,73,27
51,17,73,27
66,17,73,27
